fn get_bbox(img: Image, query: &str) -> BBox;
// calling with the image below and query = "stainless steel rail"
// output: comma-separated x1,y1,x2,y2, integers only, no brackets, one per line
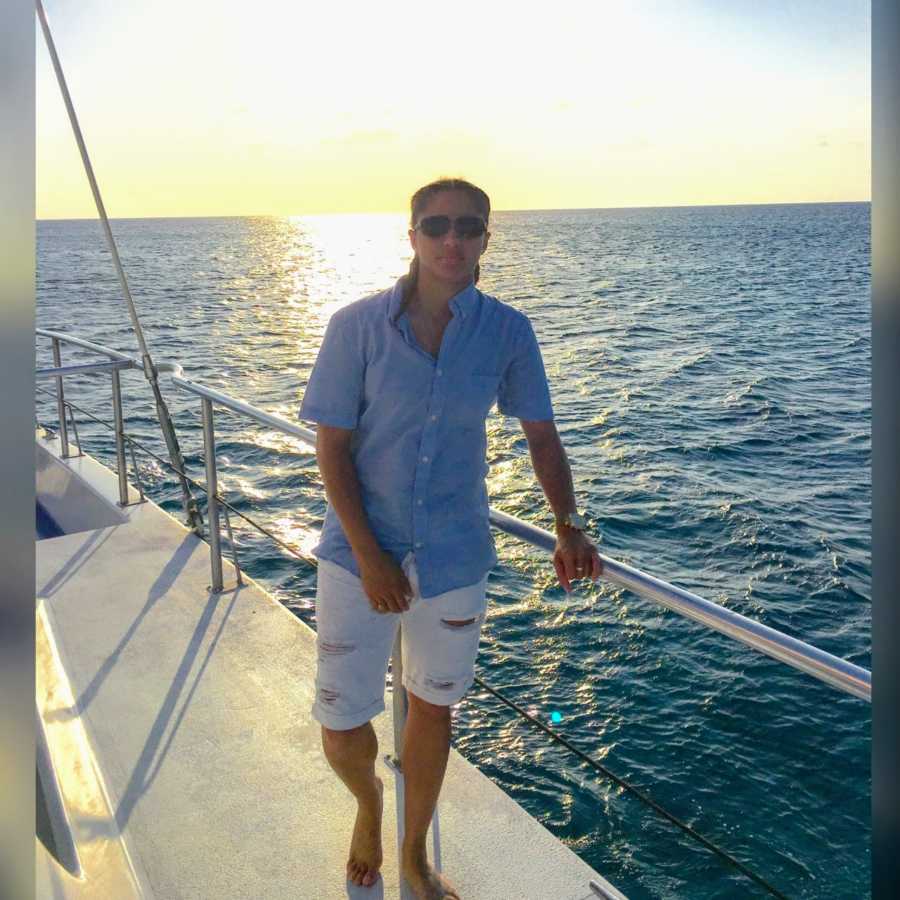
201,398,224,592
36,361,135,379
35,342,136,506
34,329,872,703
38,329,136,364
51,337,69,458
490,509,871,701
168,365,317,445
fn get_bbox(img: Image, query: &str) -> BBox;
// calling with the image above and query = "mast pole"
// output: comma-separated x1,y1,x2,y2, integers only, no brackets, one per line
36,0,204,535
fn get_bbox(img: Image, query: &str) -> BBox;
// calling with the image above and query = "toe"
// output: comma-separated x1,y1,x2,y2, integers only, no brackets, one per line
362,868,377,887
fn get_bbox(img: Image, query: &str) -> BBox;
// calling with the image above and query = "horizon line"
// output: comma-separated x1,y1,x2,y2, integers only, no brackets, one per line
36,198,872,223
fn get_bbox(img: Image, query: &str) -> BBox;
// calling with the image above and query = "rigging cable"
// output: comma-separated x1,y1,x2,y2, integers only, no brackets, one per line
36,389,789,899
35,0,204,535
470,674,790,900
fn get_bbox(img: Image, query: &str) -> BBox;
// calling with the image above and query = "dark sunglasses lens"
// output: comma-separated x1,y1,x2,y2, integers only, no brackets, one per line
455,217,486,238
419,216,451,237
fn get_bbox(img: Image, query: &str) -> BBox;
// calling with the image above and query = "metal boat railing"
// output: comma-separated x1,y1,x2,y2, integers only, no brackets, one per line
36,328,872,705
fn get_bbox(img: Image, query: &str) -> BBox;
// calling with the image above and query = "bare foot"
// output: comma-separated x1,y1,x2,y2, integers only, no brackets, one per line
401,846,461,899
347,776,383,887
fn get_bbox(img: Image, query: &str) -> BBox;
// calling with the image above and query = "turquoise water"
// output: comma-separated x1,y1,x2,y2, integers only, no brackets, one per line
36,203,871,899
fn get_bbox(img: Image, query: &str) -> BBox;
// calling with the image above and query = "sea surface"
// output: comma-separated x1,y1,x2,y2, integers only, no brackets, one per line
36,203,871,899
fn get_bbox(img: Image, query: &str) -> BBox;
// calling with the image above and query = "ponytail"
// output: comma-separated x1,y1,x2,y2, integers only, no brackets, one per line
397,255,419,320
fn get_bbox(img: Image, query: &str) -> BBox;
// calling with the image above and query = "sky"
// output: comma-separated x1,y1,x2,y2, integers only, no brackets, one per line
36,0,871,218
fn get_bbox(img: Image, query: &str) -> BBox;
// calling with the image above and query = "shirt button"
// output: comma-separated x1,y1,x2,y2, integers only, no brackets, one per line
417,499,423,506
422,455,429,462
415,541,423,548
430,415,437,421
436,368,443,376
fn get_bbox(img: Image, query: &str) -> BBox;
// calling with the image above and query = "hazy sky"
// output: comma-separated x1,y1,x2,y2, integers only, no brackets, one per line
36,0,871,218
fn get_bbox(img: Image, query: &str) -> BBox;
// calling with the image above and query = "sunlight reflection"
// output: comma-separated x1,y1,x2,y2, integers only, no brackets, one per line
486,455,530,491
253,428,315,456
216,216,411,384
288,212,411,327
269,515,320,558
228,477,267,501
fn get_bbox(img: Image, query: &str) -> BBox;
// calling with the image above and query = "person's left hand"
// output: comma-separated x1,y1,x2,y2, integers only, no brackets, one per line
553,527,603,593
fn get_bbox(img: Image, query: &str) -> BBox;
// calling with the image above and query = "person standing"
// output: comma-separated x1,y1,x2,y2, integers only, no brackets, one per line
299,177,602,899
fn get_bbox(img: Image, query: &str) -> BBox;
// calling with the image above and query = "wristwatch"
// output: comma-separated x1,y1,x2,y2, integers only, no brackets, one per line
558,511,588,532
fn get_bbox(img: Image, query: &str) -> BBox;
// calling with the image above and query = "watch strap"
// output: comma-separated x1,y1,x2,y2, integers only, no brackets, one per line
560,511,587,531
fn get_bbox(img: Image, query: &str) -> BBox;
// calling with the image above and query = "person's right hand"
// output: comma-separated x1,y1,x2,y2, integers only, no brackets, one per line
357,550,413,613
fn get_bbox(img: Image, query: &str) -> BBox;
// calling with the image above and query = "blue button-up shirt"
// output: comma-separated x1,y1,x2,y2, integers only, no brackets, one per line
299,277,554,597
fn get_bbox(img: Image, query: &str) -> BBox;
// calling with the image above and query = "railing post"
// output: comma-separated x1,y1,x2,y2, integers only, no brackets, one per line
201,398,224,593
390,634,408,769
111,369,128,506
128,443,146,503
389,633,409,864
51,337,70,458
222,507,244,587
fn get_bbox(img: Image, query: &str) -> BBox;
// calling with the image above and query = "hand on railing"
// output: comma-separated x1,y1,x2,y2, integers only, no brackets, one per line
553,528,603,593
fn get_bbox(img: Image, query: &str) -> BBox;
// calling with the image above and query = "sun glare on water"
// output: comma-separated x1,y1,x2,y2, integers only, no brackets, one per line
288,212,411,325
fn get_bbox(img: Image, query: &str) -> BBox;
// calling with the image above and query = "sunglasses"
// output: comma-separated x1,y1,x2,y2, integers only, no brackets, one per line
415,215,487,239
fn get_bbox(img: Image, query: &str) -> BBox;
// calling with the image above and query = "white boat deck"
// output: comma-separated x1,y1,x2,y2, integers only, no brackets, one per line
35,432,626,899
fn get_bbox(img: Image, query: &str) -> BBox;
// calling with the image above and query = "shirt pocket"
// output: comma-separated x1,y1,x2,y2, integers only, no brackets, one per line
448,373,502,426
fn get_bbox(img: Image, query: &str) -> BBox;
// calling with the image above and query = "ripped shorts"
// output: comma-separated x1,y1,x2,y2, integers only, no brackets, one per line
311,551,488,731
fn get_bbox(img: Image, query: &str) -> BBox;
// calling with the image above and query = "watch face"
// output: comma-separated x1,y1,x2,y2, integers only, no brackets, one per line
569,512,587,530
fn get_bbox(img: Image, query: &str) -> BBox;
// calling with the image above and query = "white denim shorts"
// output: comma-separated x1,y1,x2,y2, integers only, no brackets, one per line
311,551,488,731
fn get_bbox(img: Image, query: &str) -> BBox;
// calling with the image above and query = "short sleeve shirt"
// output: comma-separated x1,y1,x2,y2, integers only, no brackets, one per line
299,277,553,598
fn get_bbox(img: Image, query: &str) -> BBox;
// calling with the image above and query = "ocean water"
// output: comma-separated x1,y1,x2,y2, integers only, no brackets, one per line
36,203,871,899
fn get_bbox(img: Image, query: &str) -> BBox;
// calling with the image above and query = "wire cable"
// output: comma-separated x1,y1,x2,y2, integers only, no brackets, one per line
470,674,790,899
